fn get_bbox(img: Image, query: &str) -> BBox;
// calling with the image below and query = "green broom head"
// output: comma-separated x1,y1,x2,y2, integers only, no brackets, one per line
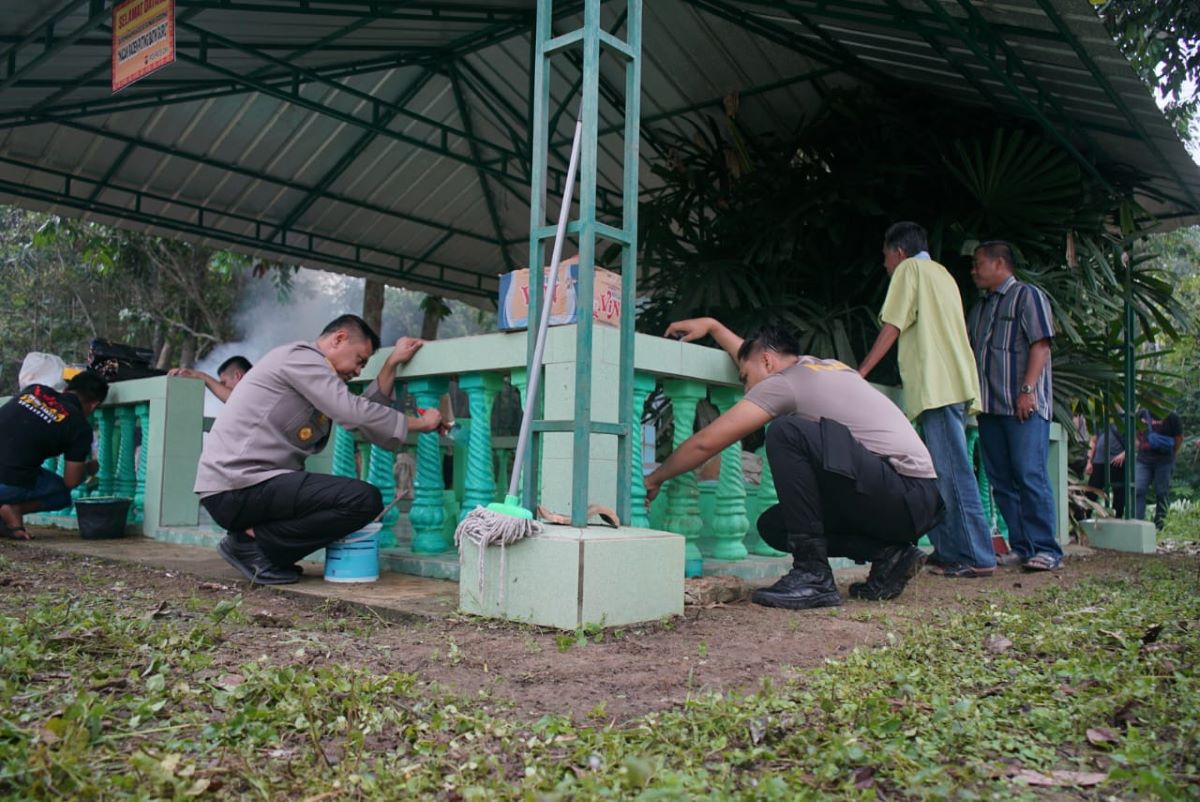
486,494,533,520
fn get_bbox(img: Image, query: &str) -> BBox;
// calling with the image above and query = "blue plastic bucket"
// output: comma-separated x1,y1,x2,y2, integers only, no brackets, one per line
323,522,381,583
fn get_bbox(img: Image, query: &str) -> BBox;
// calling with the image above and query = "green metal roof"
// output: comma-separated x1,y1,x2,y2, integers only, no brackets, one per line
1,0,1196,303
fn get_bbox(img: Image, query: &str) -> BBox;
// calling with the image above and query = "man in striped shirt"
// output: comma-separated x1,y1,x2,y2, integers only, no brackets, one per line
967,241,1063,571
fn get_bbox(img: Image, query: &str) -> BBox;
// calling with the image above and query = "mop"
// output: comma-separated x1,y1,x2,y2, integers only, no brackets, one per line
455,116,584,591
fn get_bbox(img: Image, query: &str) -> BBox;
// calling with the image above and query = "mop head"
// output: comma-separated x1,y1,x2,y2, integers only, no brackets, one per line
455,499,545,604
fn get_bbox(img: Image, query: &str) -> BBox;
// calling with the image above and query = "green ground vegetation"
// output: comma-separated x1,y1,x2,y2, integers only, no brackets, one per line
1,550,1198,801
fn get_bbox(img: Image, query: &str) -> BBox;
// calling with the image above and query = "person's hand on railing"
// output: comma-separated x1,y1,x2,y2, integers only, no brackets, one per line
664,318,714,342
386,337,425,367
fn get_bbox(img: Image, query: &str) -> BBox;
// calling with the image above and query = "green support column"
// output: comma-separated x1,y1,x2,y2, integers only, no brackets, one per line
331,425,358,478
709,387,749,560
662,379,706,576
629,373,656,528
509,369,539,507
527,0,642,525
409,377,449,553
459,372,503,519
113,406,137,499
95,408,115,496
367,445,398,547
749,434,787,557
133,403,149,521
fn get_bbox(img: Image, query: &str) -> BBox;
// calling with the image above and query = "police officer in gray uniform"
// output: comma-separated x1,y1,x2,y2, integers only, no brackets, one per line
195,314,442,584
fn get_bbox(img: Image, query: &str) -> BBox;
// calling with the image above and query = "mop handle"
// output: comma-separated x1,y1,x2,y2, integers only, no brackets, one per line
508,118,584,499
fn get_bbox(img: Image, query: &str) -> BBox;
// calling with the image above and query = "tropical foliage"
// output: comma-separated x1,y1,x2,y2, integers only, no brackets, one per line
635,87,1193,430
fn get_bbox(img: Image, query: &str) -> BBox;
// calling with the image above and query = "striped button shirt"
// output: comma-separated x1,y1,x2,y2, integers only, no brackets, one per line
966,275,1055,420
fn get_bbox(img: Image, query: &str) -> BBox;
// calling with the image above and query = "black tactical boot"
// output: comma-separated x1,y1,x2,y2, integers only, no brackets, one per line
218,535,300,585
751,535,842,610
848,544,925,601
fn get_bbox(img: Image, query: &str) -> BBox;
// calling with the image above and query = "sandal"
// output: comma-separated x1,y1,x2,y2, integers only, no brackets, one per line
0,523,32,541
1022,553,1061,572
929,563,995,578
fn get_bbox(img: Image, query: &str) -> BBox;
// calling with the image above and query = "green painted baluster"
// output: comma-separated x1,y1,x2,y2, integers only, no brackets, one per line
95,408,115,496
709,387,749,560
458,372,502,521
749,430,788,557
409,377,449,553
367,444,398,547
662,379,706,576
331,425,358,479
133,403,149,521
629,373,656,528
968,427,1007,539
114,406,137,499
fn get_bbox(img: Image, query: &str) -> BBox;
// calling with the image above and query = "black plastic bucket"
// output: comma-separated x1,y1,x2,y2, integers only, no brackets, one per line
76,497,132,539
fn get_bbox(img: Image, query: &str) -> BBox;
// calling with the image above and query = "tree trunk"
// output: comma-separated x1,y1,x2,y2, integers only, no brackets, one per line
156,340,174,370
421,299,442,341
362,278,385,336
179,336,196,369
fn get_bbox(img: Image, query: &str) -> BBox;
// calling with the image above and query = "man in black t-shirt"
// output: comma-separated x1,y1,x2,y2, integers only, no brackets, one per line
1134,405,1184,529
0,371,108,540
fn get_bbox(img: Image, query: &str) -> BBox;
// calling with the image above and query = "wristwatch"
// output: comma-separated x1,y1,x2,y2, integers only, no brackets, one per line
1019,384,1035,395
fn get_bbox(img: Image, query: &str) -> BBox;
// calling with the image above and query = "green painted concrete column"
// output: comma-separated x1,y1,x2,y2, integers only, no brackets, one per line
331,425,358,478
662,379,706,576
134,403,149,520
458,372,502,520
114,406,137,499
629,372,656,528
709,386,749,560
749,435,787,557
409,377,450,553
367,444,398,547
95,408,115,496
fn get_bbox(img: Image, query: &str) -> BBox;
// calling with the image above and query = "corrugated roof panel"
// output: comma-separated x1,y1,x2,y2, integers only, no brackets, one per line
0,0,1196,303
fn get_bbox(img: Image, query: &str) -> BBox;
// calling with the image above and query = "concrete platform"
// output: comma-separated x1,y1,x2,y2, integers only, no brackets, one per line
1077,518,1157,554
12,527,458,623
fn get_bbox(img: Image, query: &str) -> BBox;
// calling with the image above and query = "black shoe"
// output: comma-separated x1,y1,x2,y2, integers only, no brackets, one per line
218,535,300,585
751,562,842,610
848,544,925,601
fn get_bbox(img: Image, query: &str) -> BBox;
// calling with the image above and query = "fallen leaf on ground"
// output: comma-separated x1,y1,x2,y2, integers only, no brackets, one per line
1141,623,1164,644
853,766,875,790
1086,727,1118,746
216,673,245,689
1012,769,1107,787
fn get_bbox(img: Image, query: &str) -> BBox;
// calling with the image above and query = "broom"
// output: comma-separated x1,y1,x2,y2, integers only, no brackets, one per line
455,116,583,562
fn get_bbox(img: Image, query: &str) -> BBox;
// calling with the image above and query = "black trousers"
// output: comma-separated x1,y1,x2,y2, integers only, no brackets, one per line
757,416,944,562
201,472,383,567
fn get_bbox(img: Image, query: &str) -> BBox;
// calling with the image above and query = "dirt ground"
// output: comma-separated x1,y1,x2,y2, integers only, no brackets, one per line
0,539,1127,722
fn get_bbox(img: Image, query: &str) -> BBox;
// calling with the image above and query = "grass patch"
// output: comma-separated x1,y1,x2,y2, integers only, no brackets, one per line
1,559,1198,799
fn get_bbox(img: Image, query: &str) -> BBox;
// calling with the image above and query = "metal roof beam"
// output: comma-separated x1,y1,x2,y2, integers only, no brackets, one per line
453,60,534,165
54,119,503,245
0,157,494,298
917,0,1113,192
0,0,105,93
1032,0,1199,212
682,0,862,76
171,0,529,24
450,65,515,272
734,0,1067,44
177,20,522,165
266,67,438,244
0,51,445,129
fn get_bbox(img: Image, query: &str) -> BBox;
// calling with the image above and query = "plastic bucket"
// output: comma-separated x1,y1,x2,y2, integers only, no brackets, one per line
323,522,381,583
75,497,132,539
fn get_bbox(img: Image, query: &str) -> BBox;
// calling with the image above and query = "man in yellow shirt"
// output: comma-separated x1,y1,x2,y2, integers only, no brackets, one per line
858,222,995,577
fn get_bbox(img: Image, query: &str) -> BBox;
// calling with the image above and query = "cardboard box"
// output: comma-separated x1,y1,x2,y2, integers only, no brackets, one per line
498,256,622,331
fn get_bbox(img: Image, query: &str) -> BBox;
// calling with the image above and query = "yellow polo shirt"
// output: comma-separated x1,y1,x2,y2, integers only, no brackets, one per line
879,257,981,420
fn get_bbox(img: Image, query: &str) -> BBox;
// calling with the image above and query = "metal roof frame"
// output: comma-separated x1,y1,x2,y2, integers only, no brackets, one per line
0,0,1195,304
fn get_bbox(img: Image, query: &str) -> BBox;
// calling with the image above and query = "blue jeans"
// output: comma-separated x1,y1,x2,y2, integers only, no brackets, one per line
977,414,1062,561
0,468,71,511
918,404,995,568
1134,460,1174,528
